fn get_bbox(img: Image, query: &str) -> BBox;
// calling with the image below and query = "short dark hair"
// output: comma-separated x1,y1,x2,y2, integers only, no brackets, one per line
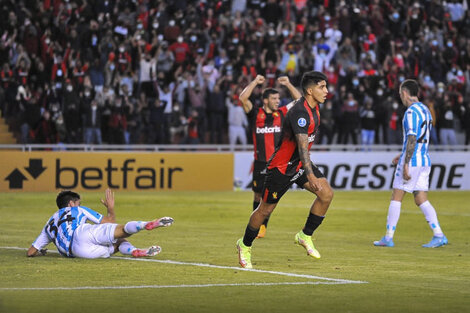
301,71,328,94
56,190,80,209
400,79,419,96
262,88,279,99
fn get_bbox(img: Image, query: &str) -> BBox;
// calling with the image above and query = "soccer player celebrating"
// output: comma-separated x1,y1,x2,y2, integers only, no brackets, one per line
239,74,301,238
374,79,448,248
237,71,334,268
27,189,174,258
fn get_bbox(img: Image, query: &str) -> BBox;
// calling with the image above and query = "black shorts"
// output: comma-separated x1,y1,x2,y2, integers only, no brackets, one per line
252,160,267,193
262,162,325,204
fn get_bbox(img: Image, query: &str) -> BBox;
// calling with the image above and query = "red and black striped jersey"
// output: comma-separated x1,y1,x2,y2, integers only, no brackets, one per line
247,105,288,162
267,97,320,175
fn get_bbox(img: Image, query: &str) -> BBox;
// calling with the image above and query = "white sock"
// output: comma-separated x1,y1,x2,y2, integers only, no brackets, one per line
385,201,401,239
419,201,444,237
118,241,136,255
124,221,147,234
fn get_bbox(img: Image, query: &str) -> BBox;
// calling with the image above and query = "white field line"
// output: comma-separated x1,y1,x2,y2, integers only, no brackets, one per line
0,281,351,291
0,246,367,290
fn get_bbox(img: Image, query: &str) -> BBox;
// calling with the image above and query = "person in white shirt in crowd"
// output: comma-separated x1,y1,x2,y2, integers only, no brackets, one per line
226,91,248,149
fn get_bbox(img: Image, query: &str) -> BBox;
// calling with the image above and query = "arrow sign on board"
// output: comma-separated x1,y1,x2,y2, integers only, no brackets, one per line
25,159,47,179
5,169,28,189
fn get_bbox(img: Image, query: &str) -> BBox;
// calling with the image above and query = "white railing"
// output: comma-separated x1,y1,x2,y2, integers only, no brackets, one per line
0,144,468,152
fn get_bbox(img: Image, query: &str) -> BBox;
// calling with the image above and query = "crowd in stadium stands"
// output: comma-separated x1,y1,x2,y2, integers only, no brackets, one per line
0,0,469,147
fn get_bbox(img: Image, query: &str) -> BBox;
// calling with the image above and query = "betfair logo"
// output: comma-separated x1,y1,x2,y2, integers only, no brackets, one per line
272,192,277,199
256,126,281,134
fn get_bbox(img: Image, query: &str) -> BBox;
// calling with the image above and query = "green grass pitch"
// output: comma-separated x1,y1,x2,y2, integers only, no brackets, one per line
0,190,469,313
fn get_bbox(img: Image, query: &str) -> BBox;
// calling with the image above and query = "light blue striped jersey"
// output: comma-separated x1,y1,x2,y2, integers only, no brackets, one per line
32,206,103,257
399,102,432,167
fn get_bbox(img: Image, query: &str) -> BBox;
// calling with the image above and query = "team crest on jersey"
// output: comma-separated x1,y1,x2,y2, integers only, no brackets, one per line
297,117,307,127
273,112,279,117
272,192,278,199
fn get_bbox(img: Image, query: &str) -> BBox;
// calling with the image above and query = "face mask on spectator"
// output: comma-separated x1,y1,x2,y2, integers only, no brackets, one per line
169,20,175,27
177,36,183,43
85,91,91,97
57,69,63,77
119,47,125,53
325,15,331,22
457,70,463,76
392,102,399,110
190,35,197,42
153,22,159,29
447,41,453,48
352,79,359,86
348,100,355,106
432,40,438,47
158,34,164,41
424,75,431,82
232,38,239,44
137,23,143,30
282,30,289,37
110,64,115,71
392,12,399,20
399,76,405,82
67,85,73,92
268,30,275,36
377,89,383,96
45,38,50,45
438,87,444,93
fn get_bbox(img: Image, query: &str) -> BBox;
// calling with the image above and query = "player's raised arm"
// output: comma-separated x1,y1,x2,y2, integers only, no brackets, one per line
100,188,116,223
239,75,265,113
277,76,301,100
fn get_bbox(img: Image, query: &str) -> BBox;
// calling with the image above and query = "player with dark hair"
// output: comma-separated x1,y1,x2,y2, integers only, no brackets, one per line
28,189,174,258
239,74,301,238
237,71,334,268
374,79,448,248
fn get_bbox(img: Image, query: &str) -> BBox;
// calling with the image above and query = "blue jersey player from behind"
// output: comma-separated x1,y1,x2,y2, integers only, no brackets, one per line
28,189,174,258
374,79,447,248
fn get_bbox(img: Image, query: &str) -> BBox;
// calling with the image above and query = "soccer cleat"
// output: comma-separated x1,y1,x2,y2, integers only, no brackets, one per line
294,231,321,259
422,235,448,248
145,217,174,230
236,238,252,268
373,236,395,247
132,245,162,257
256,225,267,238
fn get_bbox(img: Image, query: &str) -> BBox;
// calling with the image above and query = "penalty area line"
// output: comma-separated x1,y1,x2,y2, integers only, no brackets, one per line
0,246,367,285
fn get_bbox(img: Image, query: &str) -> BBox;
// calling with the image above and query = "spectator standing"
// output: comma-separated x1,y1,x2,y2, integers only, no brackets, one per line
319,100,334,144
157,82,175,144
341,92,359,144
360,98,377,151
226,92,248,149
438,98,458,146
207,78,227,144
388,99,402,145
83,100,102,145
